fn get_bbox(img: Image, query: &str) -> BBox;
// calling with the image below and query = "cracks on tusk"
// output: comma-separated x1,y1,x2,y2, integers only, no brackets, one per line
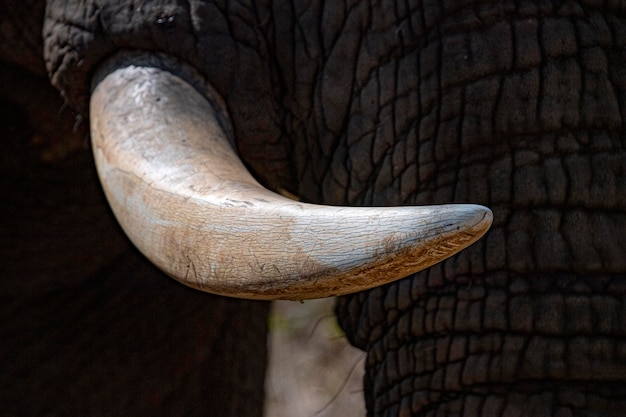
89,52,493,300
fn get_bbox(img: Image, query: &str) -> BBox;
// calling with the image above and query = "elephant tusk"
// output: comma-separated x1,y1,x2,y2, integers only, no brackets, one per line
89,56,492,300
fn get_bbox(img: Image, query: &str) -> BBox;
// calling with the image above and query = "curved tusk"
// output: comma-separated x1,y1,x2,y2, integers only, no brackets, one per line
89,57,492,300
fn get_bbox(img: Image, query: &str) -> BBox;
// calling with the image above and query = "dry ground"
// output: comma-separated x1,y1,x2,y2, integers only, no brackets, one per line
265,298,366,417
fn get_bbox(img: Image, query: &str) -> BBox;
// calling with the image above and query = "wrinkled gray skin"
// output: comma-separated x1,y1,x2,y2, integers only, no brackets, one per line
2,1,626,416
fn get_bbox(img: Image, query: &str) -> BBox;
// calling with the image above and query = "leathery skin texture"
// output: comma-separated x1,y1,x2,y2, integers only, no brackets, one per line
337,272,626,416
334,2,626,416
41,0,626,416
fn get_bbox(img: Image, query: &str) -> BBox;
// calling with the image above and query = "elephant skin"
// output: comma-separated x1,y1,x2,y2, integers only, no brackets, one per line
3,0,626,416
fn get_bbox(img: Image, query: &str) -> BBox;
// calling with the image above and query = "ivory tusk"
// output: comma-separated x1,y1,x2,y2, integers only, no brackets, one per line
89,58,492,300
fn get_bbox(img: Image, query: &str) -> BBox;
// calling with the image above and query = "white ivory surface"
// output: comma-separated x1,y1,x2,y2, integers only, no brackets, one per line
90,64,492,300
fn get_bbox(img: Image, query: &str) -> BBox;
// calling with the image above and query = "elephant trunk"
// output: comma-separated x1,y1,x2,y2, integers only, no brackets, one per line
89,52,492,300
338,270,626,416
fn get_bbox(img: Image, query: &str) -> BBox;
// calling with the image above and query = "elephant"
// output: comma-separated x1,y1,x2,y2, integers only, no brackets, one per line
2,1,625,416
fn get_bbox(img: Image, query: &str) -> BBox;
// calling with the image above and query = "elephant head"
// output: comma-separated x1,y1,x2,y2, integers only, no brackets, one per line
2,0,625,416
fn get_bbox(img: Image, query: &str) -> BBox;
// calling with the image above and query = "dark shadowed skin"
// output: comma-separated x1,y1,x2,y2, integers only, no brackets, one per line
0,63,268,416
2,0,626,416
1,2,267,416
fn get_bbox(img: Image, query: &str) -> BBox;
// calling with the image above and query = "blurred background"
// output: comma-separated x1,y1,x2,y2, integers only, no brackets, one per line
265,298,366,417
